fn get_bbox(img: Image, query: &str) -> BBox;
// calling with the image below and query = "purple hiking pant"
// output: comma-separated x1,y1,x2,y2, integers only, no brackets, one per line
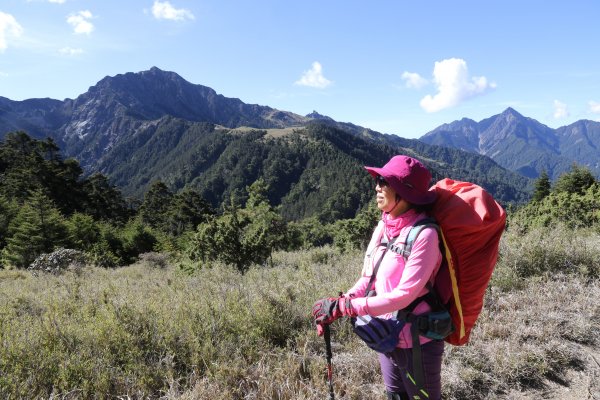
378,340,444,400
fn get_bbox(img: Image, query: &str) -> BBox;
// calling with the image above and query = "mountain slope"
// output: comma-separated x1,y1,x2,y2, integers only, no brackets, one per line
420,107,600,179
0,67,531,215
0,97,67,139
96,118,530,220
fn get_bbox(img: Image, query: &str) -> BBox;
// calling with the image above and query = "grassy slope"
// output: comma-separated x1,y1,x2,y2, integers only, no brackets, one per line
0,226,599,399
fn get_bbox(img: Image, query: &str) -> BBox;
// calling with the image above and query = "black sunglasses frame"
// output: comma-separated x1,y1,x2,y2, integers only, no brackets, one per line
375,175,389,188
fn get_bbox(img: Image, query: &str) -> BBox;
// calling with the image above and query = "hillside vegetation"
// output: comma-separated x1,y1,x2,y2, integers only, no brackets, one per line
93,120,532,214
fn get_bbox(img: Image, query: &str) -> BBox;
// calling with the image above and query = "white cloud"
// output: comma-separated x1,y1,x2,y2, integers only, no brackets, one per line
59,46,83,55
152,1,195,21
49,0,67,3
553,100,569,119
401,71,428,89
67,10,94,35
419,58,496,113
589,101,600,114
295,62,333,89
0,11,24,53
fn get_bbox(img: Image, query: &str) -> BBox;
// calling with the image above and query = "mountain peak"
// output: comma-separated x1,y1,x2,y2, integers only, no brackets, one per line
306,111,334,121
501,107,524,118
140,66,182,80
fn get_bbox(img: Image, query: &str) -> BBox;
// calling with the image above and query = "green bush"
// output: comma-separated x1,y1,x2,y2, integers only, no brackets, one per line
509,177,599,233
285,217,334,250
65,212,101,251
184,192,287,273
119,219,158,263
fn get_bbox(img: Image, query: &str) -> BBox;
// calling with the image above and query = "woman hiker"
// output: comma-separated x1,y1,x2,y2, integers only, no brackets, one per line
312,155,446,400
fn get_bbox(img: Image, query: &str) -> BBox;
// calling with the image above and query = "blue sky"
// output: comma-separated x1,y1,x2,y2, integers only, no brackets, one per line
1,0,600,139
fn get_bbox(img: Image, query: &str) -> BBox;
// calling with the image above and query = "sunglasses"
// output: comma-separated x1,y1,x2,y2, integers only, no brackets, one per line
375,175,389,188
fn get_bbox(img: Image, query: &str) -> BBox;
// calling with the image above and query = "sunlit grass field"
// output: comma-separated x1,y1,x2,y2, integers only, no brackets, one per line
1,225,599,399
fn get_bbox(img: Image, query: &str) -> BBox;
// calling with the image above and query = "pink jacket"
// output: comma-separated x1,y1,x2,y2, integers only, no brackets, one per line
346,209,442,348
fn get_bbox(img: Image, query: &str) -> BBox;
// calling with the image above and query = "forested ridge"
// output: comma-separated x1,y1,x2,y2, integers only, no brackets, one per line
95,120,532,211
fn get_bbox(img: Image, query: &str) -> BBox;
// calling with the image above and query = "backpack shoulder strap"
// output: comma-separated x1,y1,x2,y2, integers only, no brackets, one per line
364,235,400,297
404,218,439,259
388,217,440,261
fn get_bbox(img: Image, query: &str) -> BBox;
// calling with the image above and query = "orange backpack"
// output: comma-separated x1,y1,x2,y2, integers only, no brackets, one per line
428,179,506,345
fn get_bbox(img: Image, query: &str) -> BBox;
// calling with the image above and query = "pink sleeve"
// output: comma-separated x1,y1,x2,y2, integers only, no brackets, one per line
350,227,441,316
346,276,370,298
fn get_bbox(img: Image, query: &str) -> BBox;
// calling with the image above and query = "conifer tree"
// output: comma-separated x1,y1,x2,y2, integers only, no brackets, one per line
139,181,173,230
2,189,67,268
187,182,287,273
166,188,213,236
65,212,101,251
0,195,18,250
553,164,597,195
532,170,551,202
82,173,130,222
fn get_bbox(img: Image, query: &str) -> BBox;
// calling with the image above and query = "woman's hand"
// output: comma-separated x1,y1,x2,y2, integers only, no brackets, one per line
312,295,357,335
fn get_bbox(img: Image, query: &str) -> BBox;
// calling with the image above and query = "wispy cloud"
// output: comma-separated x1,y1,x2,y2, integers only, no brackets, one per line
151,1,195,21
59,46,83,56
295,62,333,89
401,71,428,89
0,11,24,53
589,101,600,114
553,100,569,119
67,10,94,35
419,58,496,113
48,0,67,3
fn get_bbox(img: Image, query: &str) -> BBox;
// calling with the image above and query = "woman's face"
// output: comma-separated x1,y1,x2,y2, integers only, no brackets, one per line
375,176,398,213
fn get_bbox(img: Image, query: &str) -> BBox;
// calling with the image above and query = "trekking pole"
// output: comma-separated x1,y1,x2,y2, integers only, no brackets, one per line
323,324,335,400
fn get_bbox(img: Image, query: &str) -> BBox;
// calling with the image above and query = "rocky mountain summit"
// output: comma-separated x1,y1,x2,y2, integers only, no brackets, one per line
420,107,600,179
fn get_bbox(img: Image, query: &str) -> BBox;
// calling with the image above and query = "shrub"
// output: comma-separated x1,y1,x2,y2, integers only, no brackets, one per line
136,252,170,269
27,248,86,275
285,217,334,250
86,240,122,268
119,219,158,263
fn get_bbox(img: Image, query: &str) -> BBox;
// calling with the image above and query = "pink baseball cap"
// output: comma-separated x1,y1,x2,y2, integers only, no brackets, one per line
364,155,436,205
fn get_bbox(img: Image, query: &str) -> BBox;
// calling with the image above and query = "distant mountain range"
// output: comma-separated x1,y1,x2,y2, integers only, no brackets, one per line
420,107,600,180
0,67,539,216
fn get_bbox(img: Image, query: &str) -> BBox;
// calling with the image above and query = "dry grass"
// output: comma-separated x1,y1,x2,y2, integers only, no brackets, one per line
442,277,599,399
1,226,599,399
